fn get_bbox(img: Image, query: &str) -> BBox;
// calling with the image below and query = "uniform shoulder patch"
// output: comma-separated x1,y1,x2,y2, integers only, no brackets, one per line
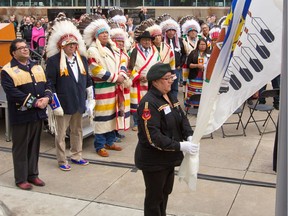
142,102,151,121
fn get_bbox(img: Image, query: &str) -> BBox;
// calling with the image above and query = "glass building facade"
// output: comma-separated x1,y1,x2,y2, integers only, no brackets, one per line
1,0,231,7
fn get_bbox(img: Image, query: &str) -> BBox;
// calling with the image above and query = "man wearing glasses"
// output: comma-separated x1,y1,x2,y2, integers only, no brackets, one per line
1,38,53,190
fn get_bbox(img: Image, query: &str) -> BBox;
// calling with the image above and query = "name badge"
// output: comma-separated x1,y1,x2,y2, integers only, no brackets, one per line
198,57,204,65
164,106,171,115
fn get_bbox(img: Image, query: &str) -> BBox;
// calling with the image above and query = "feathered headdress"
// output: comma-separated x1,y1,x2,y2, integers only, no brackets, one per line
46,20,87,77
146,24,162,37
217,16,227,27
109,6,124,18
47,16,71,39
155,13,171,25
110,28,127,41
46,20,86,58
77,13,102,34
133,18,155,40
109,7,126,29
108,20,126,41
179,15,200,35
83,19,110,47
157,14,181,48
159,19,181,37
209,25,221,40
158,15,181,37
144,19,162,37
56,12,66,19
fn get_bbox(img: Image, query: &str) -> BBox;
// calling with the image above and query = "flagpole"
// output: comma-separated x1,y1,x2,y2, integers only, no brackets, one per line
275,0,287,215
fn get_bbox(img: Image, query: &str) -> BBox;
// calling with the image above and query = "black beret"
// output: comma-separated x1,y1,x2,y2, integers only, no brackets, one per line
147,63,172,82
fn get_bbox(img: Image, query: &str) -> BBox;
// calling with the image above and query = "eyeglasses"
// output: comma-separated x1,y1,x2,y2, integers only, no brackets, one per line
16,45,30,51
161,75,176,81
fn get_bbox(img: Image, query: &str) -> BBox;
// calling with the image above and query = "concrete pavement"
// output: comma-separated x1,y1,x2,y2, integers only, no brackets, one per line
0,95,278,216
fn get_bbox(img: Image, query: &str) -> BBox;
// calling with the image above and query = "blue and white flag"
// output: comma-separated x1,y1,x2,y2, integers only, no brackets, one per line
178,0,283,190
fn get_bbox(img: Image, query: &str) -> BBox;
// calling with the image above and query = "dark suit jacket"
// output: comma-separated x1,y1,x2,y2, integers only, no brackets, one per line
126,24,136,32
46,52,92,115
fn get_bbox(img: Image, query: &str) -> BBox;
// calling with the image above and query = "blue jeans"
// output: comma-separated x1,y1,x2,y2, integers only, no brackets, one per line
132,112,138,127
94,131,116,152
171,68,182,98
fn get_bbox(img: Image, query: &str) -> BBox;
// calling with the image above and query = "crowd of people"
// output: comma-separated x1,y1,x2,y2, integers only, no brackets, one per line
0,7,279,215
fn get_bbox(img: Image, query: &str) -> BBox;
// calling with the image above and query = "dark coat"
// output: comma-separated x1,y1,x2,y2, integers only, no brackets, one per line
20,23,33,41
186,49,199,80
46,52,92,115
135,86,193,171
166,37,186,68
138,11,146,23
126,24,136,32
1,58,52,125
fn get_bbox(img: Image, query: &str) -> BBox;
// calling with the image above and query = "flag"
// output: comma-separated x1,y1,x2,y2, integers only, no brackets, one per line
178,0,283,190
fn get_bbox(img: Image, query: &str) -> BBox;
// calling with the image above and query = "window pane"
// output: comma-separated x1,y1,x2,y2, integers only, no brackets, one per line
77,0,86,6
1,0,9,6
52,0,72,6
120,0,142,7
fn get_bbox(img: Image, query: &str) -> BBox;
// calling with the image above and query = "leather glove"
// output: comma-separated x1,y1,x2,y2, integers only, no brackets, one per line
53,107,64,116
180,141,199,155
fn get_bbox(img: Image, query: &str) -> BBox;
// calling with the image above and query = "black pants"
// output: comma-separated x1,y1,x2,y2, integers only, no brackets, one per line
259,75,280,105
142,167,175,216
11,120,43,184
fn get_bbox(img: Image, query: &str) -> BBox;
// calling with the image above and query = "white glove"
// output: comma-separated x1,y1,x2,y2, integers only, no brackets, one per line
53,107,64,116
86,99,96,117
180,141,199,155
86,86,94,100
50,93,64,116
187,136,193,142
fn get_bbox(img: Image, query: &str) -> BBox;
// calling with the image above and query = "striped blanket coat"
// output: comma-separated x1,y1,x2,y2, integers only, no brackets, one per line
128,44,160,112
87,41,129,134
113,46,131,130
157,42,176,70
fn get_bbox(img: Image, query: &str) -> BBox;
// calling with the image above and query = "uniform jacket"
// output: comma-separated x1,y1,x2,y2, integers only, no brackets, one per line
46,52,92,115
1,58,52,125
135,86,193,171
